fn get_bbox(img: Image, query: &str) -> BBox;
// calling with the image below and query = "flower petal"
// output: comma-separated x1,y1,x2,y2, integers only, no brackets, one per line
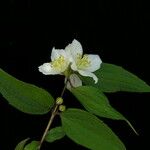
66,74,82,89
65,39,83,62
38,63,61,75
83,54,102,72
78,70,98,83
70,74,82,87
66,81,72,90
51,47,68,61
70,61,78,71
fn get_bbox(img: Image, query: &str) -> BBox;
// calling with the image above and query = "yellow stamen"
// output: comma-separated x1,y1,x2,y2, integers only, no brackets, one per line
77,54,91,69
51,56,67,71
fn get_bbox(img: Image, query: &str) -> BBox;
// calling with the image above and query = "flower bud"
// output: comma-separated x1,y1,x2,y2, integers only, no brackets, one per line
56,97,63,105
59,105,66,112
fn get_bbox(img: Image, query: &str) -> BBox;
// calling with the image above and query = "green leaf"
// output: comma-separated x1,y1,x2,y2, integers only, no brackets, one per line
15,138,29,150
70,86,138,134
45,126,65,143
24,141,39,150
71,86,125,120
0,68,54,114
81,63,150,92
61,108,126,150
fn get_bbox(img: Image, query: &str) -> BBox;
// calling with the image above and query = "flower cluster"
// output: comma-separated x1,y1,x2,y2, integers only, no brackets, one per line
38,39,102,88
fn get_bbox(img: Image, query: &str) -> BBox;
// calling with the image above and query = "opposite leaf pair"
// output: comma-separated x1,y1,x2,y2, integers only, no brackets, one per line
15,127,65,150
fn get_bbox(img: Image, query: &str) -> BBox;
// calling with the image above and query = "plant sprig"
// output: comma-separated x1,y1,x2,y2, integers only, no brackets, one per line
1,39,150,150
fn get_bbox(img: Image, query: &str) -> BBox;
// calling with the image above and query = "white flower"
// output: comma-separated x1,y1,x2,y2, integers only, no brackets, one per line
65,39,102,84
39,39,102,88
39,47,70,75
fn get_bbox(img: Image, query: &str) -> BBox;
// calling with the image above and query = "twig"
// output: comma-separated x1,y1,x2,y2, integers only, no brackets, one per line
38,78,68,149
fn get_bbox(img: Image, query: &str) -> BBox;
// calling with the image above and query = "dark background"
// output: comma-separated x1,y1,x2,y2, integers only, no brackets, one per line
0,0,150,149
